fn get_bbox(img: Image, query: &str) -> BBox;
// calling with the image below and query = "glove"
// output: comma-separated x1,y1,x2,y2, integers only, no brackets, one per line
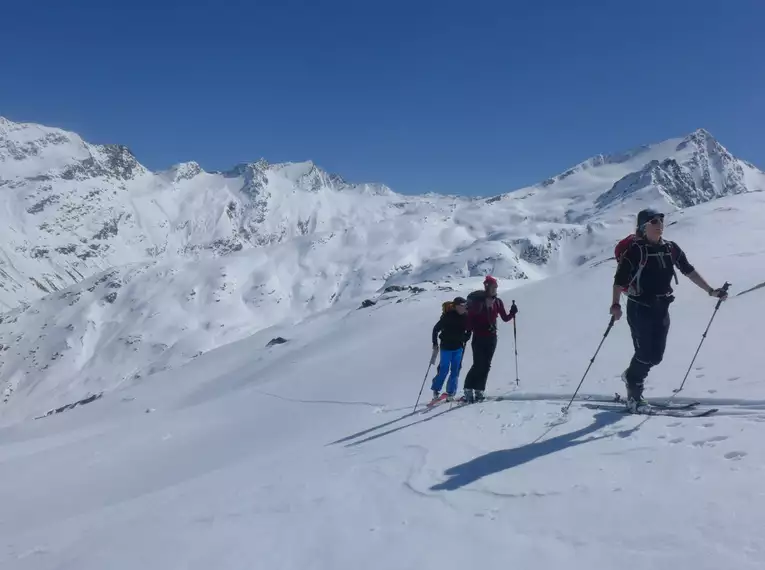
509,300,518,318
709,287,728,300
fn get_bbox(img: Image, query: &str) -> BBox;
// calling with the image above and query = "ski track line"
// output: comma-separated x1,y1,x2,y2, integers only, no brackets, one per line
253,389,387,409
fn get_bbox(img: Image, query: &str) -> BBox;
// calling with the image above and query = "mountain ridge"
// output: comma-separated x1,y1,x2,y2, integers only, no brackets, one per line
1,116,763,312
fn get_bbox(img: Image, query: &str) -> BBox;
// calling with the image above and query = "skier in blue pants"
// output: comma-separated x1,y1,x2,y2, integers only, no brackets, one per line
430,297,471,402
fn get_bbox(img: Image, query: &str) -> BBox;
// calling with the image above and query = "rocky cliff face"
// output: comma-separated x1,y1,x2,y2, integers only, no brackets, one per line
595,129,764,210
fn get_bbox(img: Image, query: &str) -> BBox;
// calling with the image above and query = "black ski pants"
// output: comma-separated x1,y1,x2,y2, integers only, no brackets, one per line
463,334,497,392
624,298,672,392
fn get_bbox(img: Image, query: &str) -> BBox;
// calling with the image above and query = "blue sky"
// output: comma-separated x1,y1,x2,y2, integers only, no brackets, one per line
2,0,763,195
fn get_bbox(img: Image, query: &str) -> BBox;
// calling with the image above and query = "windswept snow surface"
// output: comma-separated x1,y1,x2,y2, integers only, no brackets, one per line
2,193,765,569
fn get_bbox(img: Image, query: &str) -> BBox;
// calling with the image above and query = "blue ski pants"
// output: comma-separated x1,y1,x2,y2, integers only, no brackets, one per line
431,347,464,395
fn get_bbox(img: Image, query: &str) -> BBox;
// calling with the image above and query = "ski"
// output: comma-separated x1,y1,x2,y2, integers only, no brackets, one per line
627,405,717,418
456,397,486,405
647,401,700,410
426,394,447,407
421,393,451,412
445,393,702,412
449,399,474,411
585,402,717,418
610,393,700,410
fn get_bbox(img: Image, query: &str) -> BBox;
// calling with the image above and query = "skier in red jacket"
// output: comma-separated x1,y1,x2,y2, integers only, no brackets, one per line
462,275,517,402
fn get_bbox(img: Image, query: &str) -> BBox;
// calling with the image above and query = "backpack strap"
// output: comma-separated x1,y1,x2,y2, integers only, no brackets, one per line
665,241,679,284
624,240,647,296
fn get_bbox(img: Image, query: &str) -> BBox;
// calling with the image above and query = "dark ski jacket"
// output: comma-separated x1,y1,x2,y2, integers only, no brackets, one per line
432,309,471,350
466,290,516,337
614,238,695,304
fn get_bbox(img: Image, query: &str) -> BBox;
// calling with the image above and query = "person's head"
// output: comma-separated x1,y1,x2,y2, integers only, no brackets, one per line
483,275,498,297
636,208,664,243
452,296,467,314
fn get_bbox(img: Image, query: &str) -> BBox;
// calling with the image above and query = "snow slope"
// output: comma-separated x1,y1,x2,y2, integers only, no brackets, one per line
1,191,764,569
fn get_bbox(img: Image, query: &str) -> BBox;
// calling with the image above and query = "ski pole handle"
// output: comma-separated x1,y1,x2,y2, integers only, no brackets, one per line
714,281,731,308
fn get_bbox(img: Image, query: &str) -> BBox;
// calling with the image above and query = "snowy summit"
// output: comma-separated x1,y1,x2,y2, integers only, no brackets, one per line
1,117,765,570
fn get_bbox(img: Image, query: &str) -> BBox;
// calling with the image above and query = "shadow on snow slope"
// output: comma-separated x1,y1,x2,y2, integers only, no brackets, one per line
430,410,636,492
333,405,462,448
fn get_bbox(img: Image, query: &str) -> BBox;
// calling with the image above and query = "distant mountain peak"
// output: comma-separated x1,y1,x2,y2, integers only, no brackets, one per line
164,161,204,182
595,127,764,210
689,127,713,139
676,127,722,151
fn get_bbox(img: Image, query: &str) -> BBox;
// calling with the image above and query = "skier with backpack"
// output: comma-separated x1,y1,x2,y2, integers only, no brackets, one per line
611,208,729,412
461,276,518,403
429,297,472,403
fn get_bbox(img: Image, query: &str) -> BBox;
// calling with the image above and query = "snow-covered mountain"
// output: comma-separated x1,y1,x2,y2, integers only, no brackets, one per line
1,117,764,419
594,128,764,211
0,116,401,311
497,128,765,224
2,117,763,312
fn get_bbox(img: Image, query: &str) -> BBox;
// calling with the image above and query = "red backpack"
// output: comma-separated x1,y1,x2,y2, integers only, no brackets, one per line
614,234,678,296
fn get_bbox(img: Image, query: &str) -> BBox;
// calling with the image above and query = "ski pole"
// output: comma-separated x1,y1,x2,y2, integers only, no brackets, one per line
456,341,466,376
671,281,731,398
561,316,616,414
512,300,519,386
413,346,439,412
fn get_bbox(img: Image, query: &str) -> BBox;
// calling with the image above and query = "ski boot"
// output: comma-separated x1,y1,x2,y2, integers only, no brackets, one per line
460,389,475,404
626,396,649,413
474,390,485,402
625,379,648,413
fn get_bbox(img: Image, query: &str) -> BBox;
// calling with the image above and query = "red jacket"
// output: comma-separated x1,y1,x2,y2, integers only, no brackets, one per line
466,293,515,337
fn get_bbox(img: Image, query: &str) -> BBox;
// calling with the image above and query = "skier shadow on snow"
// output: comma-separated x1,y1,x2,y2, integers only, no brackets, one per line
328,405,458,447
430,411,633,492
